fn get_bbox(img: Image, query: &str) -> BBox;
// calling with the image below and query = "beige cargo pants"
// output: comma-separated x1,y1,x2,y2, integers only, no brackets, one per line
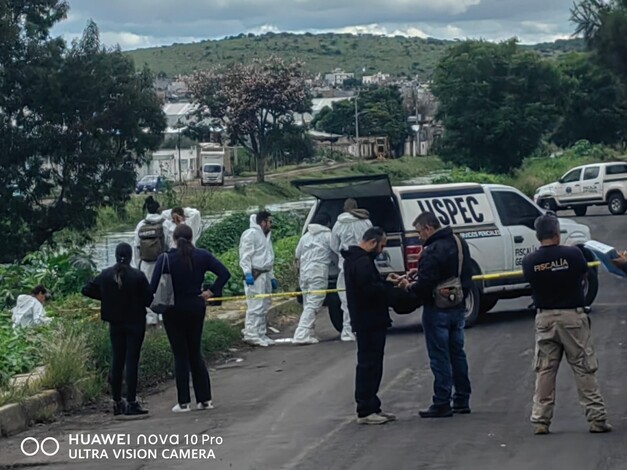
531,308,607,425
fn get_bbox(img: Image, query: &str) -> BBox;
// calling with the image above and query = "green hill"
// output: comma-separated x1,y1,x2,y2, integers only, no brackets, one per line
126,33,585,79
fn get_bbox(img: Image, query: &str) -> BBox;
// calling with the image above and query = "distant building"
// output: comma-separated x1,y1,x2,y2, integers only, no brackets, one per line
324,69,354,87
363,72,390,86
293,97,352,126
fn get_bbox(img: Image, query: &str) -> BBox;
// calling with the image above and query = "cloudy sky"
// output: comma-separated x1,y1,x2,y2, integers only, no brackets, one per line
54,0,580,50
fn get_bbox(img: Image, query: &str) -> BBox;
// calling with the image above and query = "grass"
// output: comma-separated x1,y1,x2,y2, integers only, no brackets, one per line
126,32,584,79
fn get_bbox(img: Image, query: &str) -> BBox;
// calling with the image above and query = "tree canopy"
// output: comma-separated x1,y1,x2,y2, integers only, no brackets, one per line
186,56,311,182
313,86,408,156
0,2,165,261
553,52,627,147
431,40,564,173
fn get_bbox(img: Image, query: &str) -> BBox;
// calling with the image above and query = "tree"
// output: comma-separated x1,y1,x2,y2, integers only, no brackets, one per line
431,40,565,173
572,0,627,84
313,87,409,156
186,56,311,182
553,52,627,146
0,6,165,261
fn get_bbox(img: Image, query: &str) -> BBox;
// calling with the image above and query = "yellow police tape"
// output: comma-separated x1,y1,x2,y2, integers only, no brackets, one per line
79,260,603,320
207,261,602,303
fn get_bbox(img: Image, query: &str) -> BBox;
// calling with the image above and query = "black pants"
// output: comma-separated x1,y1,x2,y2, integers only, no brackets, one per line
355,328,387,418
109,322,146,403
163,310,211,405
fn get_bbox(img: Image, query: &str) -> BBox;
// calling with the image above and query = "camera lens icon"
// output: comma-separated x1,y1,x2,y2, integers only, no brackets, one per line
21,437,60,457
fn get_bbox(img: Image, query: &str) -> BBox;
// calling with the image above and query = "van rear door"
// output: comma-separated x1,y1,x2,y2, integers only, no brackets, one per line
292,174,405,274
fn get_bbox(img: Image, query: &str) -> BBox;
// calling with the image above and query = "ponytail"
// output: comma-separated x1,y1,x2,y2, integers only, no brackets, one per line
113,242,133,290
114,262,129,290
173,224,194,270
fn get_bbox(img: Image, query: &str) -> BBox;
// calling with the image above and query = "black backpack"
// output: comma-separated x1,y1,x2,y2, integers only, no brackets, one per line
138,220,166,262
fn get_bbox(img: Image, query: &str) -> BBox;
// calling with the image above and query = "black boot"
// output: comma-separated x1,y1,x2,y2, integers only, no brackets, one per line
125,401,149,416
113,399,127,416
452,401,471,414
419,404,453,418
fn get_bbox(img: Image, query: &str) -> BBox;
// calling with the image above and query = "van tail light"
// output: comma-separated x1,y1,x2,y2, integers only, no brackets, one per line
405,245,423,271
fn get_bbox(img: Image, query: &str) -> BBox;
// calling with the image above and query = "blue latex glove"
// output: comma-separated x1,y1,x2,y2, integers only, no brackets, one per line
271,278,279,290
245,273,255,286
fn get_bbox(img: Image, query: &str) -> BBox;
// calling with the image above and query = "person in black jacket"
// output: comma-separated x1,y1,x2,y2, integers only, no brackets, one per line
407,211,473,418
151,224,231,413
342,227,397,425
82,242,153,417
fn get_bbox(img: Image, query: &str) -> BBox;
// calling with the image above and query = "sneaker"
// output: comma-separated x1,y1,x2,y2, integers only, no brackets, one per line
419,404,453,418
452,402,471,414
293,337,319,345
534,424,550,435
378,411,397,421
357,413,390,425
197,401,214,410
589,421,612,433
341,330,356,342
113,399,127,416
125,401,149,416
172,403,191,413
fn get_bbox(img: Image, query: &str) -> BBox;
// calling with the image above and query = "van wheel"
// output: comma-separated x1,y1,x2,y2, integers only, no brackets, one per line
326,293,343,333
464,284,481,328
608,193,627,215
479,296,498,315
577,245,599,306
583,269,599,307
574,206,587,217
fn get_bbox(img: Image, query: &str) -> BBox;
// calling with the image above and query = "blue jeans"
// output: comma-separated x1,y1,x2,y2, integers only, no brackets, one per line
422,306,472,406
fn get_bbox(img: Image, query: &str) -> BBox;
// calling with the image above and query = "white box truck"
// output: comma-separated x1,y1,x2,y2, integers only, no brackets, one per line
201,155,225,186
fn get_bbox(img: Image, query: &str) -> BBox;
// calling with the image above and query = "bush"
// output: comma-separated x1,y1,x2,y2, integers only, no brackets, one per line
0,311,49,387
431,168,505,185
197,211,306,255
205,234,301,297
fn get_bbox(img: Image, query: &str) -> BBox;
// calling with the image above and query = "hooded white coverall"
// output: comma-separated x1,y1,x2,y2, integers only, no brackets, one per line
331,211,372,339
239,214,275,344
11,295,50,329
293,224,334,343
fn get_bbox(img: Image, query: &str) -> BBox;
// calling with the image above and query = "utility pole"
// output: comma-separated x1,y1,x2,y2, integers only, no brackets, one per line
177,128,182,183
354,91,360,159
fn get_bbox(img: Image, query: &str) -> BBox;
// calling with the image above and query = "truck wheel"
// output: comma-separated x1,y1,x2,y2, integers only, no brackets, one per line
464,283,481,328
608,193,627,215
574,206,587,217
539,198,557,212
479,296,498,315
326,293,343,333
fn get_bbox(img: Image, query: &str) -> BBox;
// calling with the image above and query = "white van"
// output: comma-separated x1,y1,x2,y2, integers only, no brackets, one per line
293,175,598,328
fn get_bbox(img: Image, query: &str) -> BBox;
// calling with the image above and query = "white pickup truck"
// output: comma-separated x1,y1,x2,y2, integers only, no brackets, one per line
534,162,627,216
293,175,598,328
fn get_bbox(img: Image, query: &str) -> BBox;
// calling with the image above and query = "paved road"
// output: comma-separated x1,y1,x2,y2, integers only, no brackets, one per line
2,208,626,470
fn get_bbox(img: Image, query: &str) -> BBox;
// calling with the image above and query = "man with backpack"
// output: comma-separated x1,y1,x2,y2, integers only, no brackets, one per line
134,197,167,325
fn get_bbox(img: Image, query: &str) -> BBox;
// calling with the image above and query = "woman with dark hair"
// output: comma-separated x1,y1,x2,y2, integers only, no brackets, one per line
82,243,153,417
151,224,231,413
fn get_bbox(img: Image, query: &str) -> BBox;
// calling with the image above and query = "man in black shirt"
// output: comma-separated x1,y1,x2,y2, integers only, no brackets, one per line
522,214,611,435
342,227,396,425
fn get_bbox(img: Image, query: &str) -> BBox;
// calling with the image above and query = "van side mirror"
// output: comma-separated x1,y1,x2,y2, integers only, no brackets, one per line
558,177,564,184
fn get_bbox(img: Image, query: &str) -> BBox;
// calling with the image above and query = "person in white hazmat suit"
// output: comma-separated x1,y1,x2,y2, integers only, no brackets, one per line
331,199,373,341
12,285,51,329
239,211,278,347
293,213,335,345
